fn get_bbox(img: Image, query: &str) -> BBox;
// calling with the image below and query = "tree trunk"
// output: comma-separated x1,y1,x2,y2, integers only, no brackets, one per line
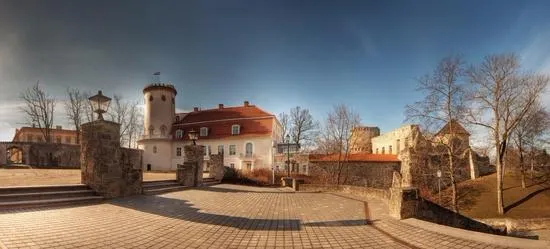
496,140,506,215
519,147,526,189
448,152,458,213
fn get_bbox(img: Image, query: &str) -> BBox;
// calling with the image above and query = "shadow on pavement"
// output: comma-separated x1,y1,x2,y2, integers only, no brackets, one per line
195,185,294,194
110,195,302,231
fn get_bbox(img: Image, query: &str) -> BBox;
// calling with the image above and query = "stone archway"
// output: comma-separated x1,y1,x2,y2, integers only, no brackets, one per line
6,146,25,164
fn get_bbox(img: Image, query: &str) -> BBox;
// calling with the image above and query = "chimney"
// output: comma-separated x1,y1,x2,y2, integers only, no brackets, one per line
218,104,224,109
244,101,249,107
193,107,199,112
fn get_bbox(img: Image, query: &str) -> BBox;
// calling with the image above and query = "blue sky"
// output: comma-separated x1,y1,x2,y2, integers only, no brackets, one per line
1,0,550,141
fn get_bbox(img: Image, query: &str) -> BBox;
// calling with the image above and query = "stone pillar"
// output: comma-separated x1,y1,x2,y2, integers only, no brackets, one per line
0,144,6,165
180,145,204,186
209,154,224,181
469,149,480,180
389,171,419,219
81,120,143,198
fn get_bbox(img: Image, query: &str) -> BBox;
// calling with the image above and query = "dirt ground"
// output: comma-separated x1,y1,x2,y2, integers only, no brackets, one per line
453,172,550,219
0,168,176,187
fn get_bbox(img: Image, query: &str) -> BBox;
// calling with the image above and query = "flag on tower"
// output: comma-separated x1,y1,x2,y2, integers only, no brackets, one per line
153,72,160,75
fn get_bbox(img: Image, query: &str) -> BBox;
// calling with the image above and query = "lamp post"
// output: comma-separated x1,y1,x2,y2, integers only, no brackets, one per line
286,134,291,177
188,129,198,145
88,90,111,121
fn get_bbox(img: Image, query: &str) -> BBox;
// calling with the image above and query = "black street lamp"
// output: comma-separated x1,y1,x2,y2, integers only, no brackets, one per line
188,129,199,145
286,134,291,177
88,90,111,121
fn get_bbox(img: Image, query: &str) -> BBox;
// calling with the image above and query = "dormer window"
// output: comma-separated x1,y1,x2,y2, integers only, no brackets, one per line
232,124,240,135
175,129,183,139
200,127,208,136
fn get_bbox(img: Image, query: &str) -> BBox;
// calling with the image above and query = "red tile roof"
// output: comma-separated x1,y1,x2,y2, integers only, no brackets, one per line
172,103,275,140
175,104,274,124
309,153,400,162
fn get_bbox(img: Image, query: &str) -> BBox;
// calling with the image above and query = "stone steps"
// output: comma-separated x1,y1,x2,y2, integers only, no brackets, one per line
143,180,187,195
0,184,103,210
202,177,219,186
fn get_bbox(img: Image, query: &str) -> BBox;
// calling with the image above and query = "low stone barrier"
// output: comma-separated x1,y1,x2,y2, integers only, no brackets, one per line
299,184,390,202
478,218,550,234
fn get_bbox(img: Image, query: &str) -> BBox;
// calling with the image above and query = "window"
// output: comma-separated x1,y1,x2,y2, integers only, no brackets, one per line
302,165,307,174
231,124,240,135
208,145,212,156
202,145,207,156
245,142,253,156
176,147,182,157
172,98,175,104
161,95,166,101
153,146,157,154
175,116,180,122
160,125,167,136
56,136,61,143
149,95,153,102
175,129,183,139
382,147,385,154
218,145,224,155
375,148,379,154
389,145,392,154
229,145,236,155
230,163,235,168
148,126,154,136
65,136,71,144
246,162,252,171
200,127,208,136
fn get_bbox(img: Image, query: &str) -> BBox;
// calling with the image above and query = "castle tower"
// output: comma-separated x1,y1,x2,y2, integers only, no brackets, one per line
350,126,380,154
138,74,178,171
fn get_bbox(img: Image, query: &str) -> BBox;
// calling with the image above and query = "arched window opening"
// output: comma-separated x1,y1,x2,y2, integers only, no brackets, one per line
161,95,166,101
245,142,253,156
382,147,385,154
149,95,153,102
389,145,392,154
149,125,154,136
153,146,157,154
160,125,167,136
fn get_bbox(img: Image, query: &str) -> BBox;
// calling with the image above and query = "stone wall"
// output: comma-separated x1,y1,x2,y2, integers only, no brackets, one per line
273,153,310,174
308,161,400,188
81,120,142,198
0,142,80,167
299,184,390,201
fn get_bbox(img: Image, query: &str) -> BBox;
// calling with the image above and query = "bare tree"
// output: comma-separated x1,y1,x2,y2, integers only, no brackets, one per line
19,81,56,143
511,104,549,188
82,91,96,123
405,55,467,212
64,87,85,144
317,104,360,185
126,101,143,148
290,106,317,148
467,53,549,215
107,94,131,146
278,112,290,143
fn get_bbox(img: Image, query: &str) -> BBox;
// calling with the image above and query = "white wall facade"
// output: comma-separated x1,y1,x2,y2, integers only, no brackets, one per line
371,125,418,156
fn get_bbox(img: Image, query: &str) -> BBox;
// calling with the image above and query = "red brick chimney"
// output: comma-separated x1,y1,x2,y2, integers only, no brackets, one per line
244,101,249,107
218,104,224,109
193,107,199,112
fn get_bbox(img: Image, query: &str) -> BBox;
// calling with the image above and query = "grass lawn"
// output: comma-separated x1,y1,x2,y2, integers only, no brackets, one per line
0,168,176,187
451,172,550,219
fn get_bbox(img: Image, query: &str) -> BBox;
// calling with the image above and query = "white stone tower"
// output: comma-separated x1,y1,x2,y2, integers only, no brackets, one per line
138,75,177,171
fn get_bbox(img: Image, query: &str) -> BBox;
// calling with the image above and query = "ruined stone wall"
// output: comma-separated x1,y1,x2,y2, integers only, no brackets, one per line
309,161,400,188
183,145,204,185
350,126,380,154
273,153,310,174
29,144,80,167
81,120,142,198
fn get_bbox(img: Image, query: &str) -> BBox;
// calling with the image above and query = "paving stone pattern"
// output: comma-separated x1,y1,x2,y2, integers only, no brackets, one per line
0,184,515,249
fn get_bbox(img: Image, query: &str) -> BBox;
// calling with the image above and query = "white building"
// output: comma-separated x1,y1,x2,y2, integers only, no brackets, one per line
138,83,282,171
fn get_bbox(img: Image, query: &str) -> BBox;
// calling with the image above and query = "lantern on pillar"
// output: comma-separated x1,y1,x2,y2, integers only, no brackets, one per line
188,129,199,145
88,90,111,121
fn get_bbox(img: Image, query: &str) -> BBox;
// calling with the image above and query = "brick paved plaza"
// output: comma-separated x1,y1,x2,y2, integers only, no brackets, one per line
0,184,516,249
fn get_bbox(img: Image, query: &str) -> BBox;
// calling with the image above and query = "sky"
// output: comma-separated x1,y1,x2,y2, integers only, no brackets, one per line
1,0,550,142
